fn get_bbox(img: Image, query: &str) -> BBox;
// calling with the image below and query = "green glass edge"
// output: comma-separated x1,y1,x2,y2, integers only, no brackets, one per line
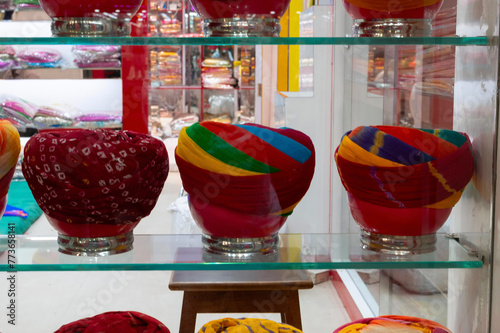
1,259,483,272
0,36,489,46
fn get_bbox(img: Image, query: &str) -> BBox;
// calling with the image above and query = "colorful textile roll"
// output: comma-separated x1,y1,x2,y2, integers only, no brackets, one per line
333,315,452,332
54,311,171,332
335,126,473,209
344,0,441,11
0,120,21,199
175,121,315,216
199,317,302,333
22,129,169,226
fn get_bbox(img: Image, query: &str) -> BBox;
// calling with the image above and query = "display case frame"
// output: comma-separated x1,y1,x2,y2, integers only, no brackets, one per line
0,0,499,331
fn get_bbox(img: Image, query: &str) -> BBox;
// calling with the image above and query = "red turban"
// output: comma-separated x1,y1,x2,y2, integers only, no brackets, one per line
22,129,169,235
54,311,170,333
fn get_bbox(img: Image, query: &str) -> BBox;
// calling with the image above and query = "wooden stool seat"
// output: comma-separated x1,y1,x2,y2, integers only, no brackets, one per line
169,269,314,333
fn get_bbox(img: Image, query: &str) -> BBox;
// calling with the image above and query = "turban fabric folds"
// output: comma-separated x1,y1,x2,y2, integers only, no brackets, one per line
333,315,452,333
335,126,473,210
175,122,315,217
0,120,20,199
199,317,303,333
22,129,169,231
54,311,171,333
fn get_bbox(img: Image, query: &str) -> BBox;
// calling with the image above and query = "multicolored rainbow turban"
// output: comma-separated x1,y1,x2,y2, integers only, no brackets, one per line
333,315,452,333
199,317,303,333
0,120,21,199
22,129,169,227
54,311,171,332
335,126,473,209
175,121,315,217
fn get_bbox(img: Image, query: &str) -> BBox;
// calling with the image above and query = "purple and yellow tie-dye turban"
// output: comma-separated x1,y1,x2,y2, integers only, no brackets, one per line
175,121,315,217
333,315,452,332
199,317,303,333
335,126,473,209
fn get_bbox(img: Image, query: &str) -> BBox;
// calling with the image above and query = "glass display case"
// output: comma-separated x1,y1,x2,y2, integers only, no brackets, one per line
0,0,499,332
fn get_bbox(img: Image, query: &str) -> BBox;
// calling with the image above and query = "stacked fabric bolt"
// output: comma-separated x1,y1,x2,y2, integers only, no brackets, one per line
22,128,169,230
0,46,16,71
54,311,171,332
335,126,473,210
0,120,21,200
199,318,303,333
72,45,121,68
15,47,62,68
176,121,315,217
333,315,452,332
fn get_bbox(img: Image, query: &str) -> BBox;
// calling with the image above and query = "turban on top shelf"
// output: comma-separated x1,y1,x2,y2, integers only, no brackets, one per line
54,311,171,333
199,317,303,333
175,121,315,238
22,128,169,238
333,315,452,333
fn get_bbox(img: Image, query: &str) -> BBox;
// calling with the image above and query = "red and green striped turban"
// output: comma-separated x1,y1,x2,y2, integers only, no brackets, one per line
54,311,171,332
335,126,473,209
175,121,315,217
199,317,303,333
0,120,20,199
22,129,169,233
333,315,452,332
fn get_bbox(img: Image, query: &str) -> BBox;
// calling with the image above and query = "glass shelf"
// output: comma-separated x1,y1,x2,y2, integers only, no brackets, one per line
0,233,482,272
0,36,489,46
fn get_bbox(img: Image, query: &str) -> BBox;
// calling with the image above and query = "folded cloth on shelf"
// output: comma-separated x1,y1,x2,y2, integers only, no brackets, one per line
54,311,171,333
0,120,21,199
199,318,302,333
335,126,474,209
333,315,452,333
22,128,169,226
176,121,315,216
15,47,63,68
0,95,37,128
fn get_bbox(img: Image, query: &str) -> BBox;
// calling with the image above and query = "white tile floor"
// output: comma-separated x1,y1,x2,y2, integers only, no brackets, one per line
0,172,351,333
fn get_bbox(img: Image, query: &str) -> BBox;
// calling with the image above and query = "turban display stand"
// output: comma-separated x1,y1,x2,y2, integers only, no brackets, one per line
342,0,443,37
176,122,315,258
22,128,169,256
335,126,474,255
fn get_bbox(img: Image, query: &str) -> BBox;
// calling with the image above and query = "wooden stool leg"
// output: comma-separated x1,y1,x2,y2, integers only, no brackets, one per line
179,292,199,333
280,290,303,330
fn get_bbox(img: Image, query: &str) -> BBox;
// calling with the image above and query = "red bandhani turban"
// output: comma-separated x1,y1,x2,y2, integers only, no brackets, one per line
0,120,21,200
22,129,169,236
333,315,452,332
175,121,315,217
199,317,303,333
54,311,171,333
335,126,473,209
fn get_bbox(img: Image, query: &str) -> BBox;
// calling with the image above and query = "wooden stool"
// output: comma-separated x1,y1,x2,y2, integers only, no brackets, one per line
169,269,314,333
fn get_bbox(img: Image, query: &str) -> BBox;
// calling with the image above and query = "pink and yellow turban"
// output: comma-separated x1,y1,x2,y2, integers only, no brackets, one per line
199,317,302,333
335,126,473,210
54,311,171,332
175,122,315,217
333,315,452,332
22,129,169,234
0,120,21,199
